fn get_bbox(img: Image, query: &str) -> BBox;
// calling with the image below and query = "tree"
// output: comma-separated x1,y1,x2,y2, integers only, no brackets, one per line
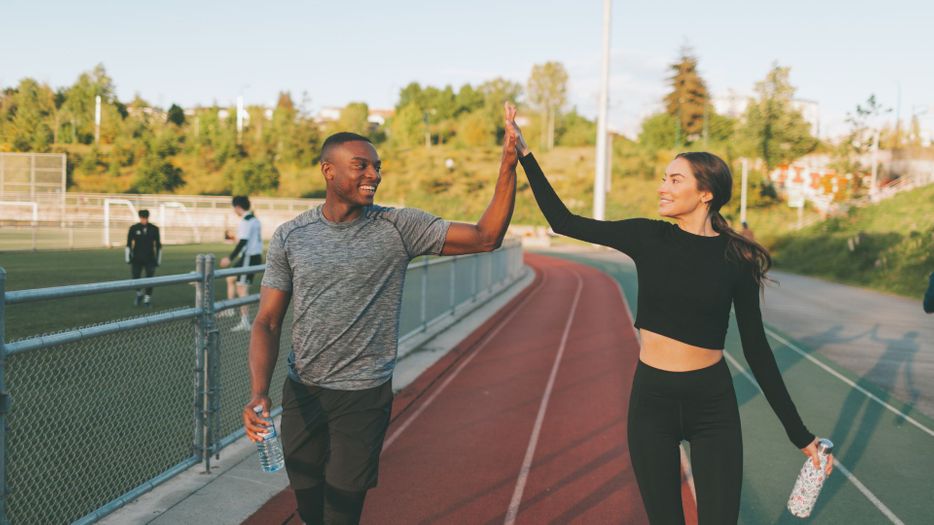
60,64,118,144
663,46,710,143
167,104,186,127
0,78,56,151
638,113,679,153
224,156,279,195
454,84,484,117
736,64,818,169
527,62,568,151
388,103,424,148
477,78,522,142
457,110,494,147
336,102,370,136
836,94,891,174
132,156,184,193
556,110,596,147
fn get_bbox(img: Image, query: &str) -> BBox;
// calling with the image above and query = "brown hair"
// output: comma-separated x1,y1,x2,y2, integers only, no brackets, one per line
675,152,772,288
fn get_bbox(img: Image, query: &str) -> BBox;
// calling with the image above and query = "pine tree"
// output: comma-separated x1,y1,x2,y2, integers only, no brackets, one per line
663,46,709,143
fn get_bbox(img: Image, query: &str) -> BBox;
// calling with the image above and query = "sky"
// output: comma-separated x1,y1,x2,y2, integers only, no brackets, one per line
2,0,931,138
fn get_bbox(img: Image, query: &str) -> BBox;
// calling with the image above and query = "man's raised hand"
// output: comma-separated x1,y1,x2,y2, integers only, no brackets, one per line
502,102,519,167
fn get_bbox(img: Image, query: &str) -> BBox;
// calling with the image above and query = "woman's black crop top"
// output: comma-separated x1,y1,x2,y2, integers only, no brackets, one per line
520,153,814,448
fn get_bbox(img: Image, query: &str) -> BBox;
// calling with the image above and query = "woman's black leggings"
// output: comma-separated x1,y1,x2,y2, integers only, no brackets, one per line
627,358,743,525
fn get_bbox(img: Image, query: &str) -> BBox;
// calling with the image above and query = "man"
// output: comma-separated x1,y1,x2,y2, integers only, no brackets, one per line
125,209,161,307
220,196,263,331
924,271,934,314
242,103,520,524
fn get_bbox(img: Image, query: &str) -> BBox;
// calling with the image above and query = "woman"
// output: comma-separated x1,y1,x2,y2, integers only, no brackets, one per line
509,119,833,524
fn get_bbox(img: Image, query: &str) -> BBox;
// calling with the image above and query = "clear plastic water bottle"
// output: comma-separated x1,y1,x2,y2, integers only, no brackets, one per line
787,438,833,518
253,406,285,472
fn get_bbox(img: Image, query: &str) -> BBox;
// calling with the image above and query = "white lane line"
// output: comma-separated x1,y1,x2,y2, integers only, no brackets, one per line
503,269,584,525
763,327,934,439
723,351,905,525
383,268,549,451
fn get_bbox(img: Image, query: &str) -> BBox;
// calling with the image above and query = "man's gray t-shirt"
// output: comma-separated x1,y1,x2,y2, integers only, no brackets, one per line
261,204,450,390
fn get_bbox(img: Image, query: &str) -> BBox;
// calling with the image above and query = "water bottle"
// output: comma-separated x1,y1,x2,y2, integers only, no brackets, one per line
787,438,833,518
253,406,285,472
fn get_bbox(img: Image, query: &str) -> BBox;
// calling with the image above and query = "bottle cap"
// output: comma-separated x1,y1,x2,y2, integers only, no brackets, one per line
253,405,264,415
817,438,834,455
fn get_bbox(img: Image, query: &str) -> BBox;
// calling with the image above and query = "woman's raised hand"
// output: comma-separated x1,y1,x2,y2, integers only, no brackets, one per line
502,102,519,166
503,102,530,157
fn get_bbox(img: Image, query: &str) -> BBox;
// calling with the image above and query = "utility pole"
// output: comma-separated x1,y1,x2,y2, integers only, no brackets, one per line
593,0,612,221
740,158,749,224
94,95,101,145
869,128,880,200
236,96,244,145
605,130,613,192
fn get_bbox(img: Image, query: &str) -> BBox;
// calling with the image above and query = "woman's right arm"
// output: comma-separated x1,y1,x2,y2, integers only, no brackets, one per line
519,152,642,250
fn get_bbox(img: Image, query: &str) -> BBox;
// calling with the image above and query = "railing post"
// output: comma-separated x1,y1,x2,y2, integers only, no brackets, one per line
0,267,10,525
472,253,479,302
449,257,456,316
203,255,219,468
193,255,207,470
420,257,429,332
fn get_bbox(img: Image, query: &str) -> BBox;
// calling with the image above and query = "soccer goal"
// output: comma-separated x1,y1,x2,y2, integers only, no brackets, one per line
0,201,38,223
159,202,201,244
103,198,139,247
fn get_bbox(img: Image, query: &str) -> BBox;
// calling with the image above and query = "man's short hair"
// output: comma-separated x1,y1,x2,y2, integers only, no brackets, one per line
232,196,251,210
321,132,372,163
138,209,150,218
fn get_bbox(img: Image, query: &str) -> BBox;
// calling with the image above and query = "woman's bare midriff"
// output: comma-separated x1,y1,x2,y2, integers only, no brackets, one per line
638,328,723,371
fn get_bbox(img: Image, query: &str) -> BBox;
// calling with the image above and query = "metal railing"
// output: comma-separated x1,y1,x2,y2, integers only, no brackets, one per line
0,239,524,524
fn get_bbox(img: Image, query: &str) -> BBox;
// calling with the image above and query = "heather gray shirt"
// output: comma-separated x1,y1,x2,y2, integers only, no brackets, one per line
261,204,450,390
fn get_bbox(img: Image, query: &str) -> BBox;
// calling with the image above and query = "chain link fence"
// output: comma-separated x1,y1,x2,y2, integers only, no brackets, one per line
0,239,524,524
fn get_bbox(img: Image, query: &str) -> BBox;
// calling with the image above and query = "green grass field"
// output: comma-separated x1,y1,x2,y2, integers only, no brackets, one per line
1,243,251,341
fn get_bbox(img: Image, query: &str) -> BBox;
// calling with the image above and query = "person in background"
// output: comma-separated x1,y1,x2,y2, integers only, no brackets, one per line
126,209,161,307
220,196,263,331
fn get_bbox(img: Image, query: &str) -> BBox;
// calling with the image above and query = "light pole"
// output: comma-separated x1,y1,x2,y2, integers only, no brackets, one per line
593,0,612,221
869,128,880,200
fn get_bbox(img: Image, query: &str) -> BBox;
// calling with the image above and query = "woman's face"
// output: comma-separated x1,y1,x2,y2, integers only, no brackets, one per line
657,157,712,218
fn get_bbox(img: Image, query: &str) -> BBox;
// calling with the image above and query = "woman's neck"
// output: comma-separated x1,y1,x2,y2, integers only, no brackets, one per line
675,209,718,237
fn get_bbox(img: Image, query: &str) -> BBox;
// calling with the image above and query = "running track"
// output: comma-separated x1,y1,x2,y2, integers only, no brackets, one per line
243,254,697,524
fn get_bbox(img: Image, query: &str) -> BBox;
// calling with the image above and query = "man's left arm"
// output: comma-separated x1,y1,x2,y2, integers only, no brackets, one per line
441,103,518,256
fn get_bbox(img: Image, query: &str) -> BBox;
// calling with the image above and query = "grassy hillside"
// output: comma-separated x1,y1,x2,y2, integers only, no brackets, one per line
372,145,820,241
771,184,934,298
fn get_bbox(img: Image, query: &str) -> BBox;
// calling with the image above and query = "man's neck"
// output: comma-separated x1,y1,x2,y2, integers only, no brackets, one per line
322,199,364,223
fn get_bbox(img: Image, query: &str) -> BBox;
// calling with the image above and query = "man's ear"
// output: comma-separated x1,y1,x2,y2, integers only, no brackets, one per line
321,161,334,181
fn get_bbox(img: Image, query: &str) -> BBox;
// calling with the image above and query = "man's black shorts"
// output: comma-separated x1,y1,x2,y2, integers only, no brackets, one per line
280,377,393,492
234,254,263,284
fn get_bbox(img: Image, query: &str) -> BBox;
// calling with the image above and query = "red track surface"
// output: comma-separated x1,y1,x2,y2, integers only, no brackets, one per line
243,254,697,525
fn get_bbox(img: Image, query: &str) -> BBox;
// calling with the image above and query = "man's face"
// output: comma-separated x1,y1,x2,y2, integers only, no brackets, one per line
232,206,245,217
140,216,149,225
321,141,382,207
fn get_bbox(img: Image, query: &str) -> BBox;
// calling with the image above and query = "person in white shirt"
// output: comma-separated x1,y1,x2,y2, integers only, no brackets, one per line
220,196,263,330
